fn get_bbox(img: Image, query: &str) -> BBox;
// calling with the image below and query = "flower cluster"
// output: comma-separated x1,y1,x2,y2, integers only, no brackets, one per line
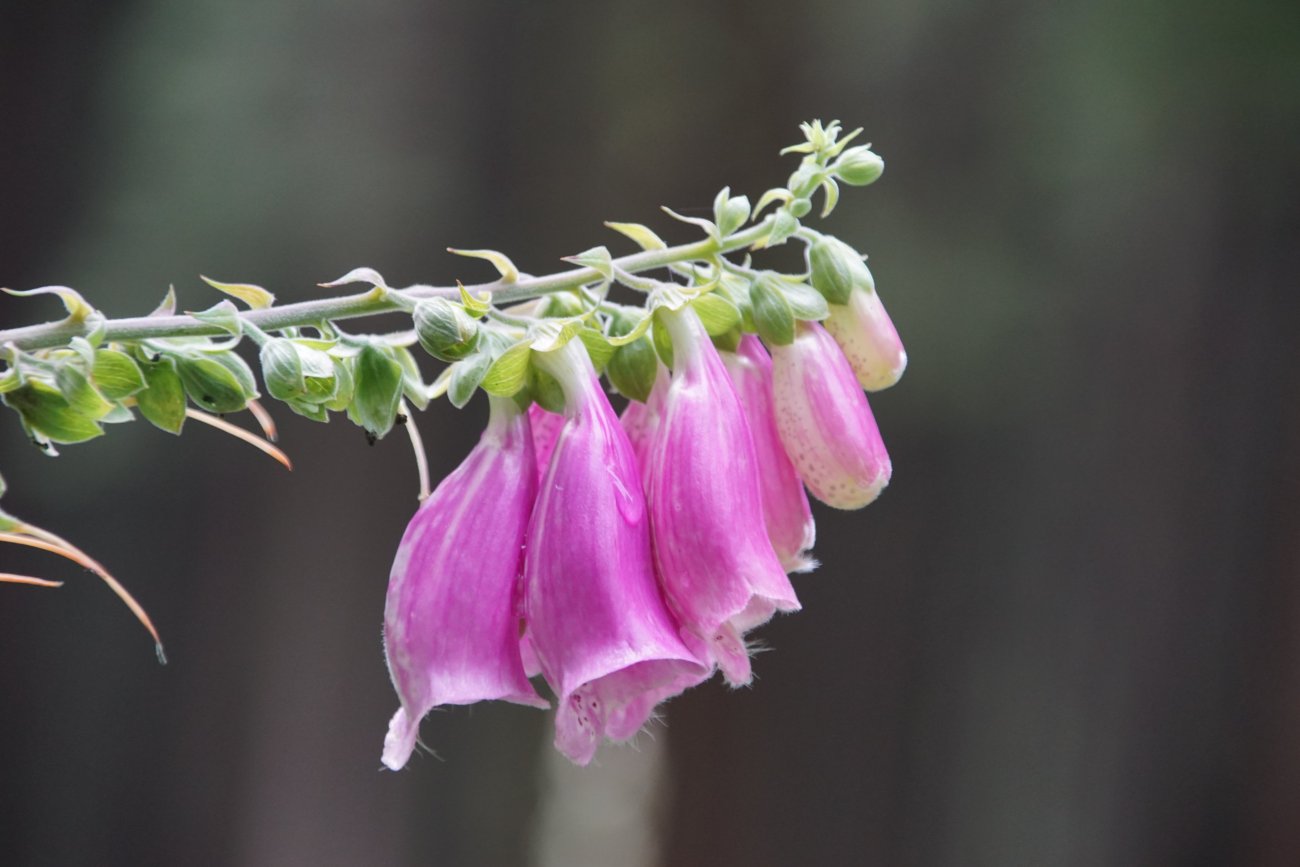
382,258,905,767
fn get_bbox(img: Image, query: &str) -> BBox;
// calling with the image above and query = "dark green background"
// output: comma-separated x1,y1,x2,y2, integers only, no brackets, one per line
2,1,1298,865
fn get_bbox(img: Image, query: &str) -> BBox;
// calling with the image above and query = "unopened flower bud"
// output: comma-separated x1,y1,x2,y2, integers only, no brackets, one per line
770,321,891,509
259,338,306,401
807,234,869,306
823,279,907,392
414,299,480,362
832,145,884,186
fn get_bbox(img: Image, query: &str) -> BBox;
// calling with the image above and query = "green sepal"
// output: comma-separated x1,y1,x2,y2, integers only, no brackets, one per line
324,357,355,411
393,347,431,411
135,357,187,434
780,280,830,321
347,343,404,438
750,274,796,346
2,379,104,445
480,341,532,398
807,234,868,305
690,293,742,336
448,353,492,408
528,366,567,414
710,327,743,353
92,349,147,400
713,187,751,239
651,309,675,368
55,364,114,421
766,210,800,248
577,327,615,373
175,352,249,414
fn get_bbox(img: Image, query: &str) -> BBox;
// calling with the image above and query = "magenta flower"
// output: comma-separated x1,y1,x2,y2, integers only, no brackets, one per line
721,335,816,572
525,339,709,766
382,396,546,771
822,267,907,392
619,364,668,477
770,321,891,510
527,403,564,482
647,307,800,687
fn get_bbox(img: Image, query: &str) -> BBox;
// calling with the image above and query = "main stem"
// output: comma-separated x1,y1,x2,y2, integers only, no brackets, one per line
0,219,775,352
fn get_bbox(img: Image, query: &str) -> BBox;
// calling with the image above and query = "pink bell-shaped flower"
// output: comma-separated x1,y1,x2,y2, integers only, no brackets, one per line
721,335,817,572
382,396,546,771
525,339,709,766
646,307,800,687
527,403,564,482
822,267,907,392
770,321,891,510
619,364,668,476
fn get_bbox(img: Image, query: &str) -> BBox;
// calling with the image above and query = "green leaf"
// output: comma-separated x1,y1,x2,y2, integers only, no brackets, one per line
135,358,187,434
764,210,800,248
563,246,613,281
324,357,355,411
690,293,742,336
604,221,667,251
448,248,519,283
187,299,243,335
3,285,95,322
3,380,104,444
200,275,276,309
348,344,405,438
480,341,532,397
92,350,146,400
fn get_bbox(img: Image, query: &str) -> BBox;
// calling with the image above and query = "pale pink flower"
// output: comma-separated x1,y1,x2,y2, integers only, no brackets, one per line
382,396,546,770
721,335,816,572
770,321,891,509
646,307,800,687
525,340,709,765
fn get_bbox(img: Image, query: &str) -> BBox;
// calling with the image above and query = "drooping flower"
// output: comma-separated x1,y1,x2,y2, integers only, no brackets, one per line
525,339,709,766
619,364,668,478
721,335,816,572
381,396,546,771
646,306,800,687
527,403,564,482
769,321,891,510
809,235,906,391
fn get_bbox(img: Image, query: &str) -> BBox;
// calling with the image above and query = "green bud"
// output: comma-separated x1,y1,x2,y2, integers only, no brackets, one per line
414,298,480,362
259,338,307,401
348,343,404,438
767,209,800,247
808,234,872,305
176,352,251,414
832,145,884,186
3,379,104,445
539,293,585,318
750,274,796,346
135,357,187,433
529,366,567,414
787,163,820,198
713,188,751,238
607,333,659,402
788,197,812,219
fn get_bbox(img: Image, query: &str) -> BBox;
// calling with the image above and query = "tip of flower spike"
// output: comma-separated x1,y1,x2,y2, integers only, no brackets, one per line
382,707,418,770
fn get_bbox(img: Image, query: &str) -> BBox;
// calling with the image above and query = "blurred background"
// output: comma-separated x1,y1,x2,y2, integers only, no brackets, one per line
2,1,1298,865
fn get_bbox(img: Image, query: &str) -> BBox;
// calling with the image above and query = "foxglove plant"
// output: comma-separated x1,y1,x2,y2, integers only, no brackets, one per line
0,119,910,766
